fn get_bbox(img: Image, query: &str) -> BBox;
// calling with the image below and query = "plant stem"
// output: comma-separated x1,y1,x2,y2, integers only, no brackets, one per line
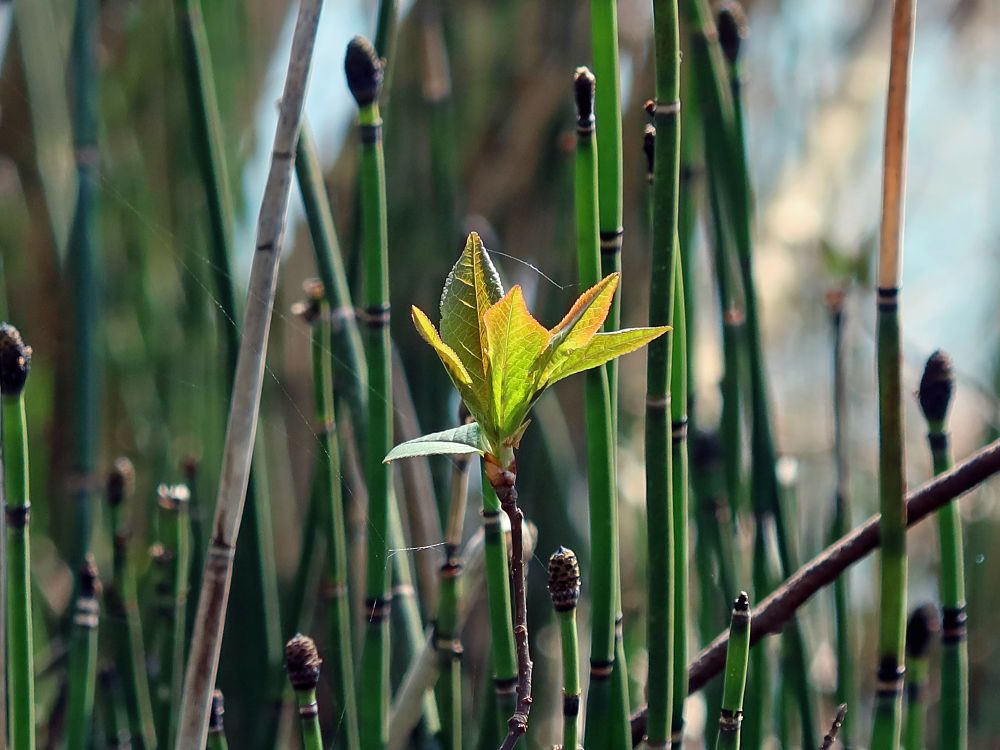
106,458,158,750
152,485,191,748
99,666,133,750
903,604,937,750
549,548,582,750
208,690,228,750
480,471,518,742
484,460,532,750
298,286,361,750
176,3,324,744
175,0,284,735
714,593,750,750
68,0,100,575
67,555,100,750
345,35,393,750
628,434,1000,744
917,350,967,749
574,68,627,750
670,253,689,747
285,635,324,750
646,0,682,739
435,440,472,750
1,323,34,750
871,4,916,748
820,704,848,750
826,291,855,748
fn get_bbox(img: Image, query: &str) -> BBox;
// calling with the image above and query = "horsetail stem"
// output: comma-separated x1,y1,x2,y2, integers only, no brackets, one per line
175,0,289,740
903,603,938,750
346,35,394,750
296,282,361,750
99,665,132,750
484,459,532,750
918,350,967,749
715,593,751,750
435,413,472,750
153,484,190,748
646,0,682,738
826,291,856,748
1,323,34,750
208,690,228,750
480,470,517,741
68,0,100,574
106,458,158,750
285,635,324,750
574,67,627,750
871,4,917,748
549,547,582,750
67,555,101,750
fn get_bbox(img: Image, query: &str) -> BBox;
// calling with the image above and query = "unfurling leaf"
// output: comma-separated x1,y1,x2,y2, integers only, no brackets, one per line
396,232,669,465
384,422,485,463
483,286,550,435
439,232,504,423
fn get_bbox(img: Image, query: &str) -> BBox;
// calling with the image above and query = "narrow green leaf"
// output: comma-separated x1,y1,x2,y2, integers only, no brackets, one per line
544,326,670,385
384,423,485,463
483,285,550,435
439,232,504,423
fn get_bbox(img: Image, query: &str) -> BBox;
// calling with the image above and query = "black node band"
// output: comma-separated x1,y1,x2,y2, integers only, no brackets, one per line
943,605,968,644
362,304,391,328
877,286,900,311
4,504,29,527
600,228,624,255
366,596,392,623
359,123,382,145
563,695,580,717
928,432,949,453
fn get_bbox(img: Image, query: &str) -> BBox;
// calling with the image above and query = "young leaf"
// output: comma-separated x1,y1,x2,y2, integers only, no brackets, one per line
412,305,474,389
540,273,619,374
543,326,670,385
483,286,550,435
439,232,504,421
384,422,486,463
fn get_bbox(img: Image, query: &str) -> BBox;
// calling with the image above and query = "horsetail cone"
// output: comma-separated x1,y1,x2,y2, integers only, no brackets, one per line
905,603,939,661
345,36,384,107
548,547,581,612
715,2,748,66
918,350,954,424
574,67,595,127
107,458,135,509
209,690,225,735
0,324,31,396
285,634,322,690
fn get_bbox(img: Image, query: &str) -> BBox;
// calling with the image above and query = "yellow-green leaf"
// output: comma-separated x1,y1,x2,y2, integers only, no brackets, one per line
411,306,473,388
439,232,504,424
483,286,550,435
544,326,670,386
540,273,619,377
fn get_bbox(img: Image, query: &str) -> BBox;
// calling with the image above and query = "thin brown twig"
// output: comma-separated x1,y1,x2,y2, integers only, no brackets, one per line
490,466,532,750
631,436,1000,744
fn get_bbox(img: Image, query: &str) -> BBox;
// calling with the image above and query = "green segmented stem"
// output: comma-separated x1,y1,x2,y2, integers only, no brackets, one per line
903,604,937,750
175,1,284,736
572,67,627,750
347,35,393,750
69,0,99,574
645,0,683,741
715,593,750,750
67,557,100,750
2,328,33,750
670,254,689,746
481,471,518,742
828,295,856,747
871,5,916,747
305,292,361,750
917,351,967,750
435,448,471,750
152,487,191,748
549,548,582,750
106,460,158,750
